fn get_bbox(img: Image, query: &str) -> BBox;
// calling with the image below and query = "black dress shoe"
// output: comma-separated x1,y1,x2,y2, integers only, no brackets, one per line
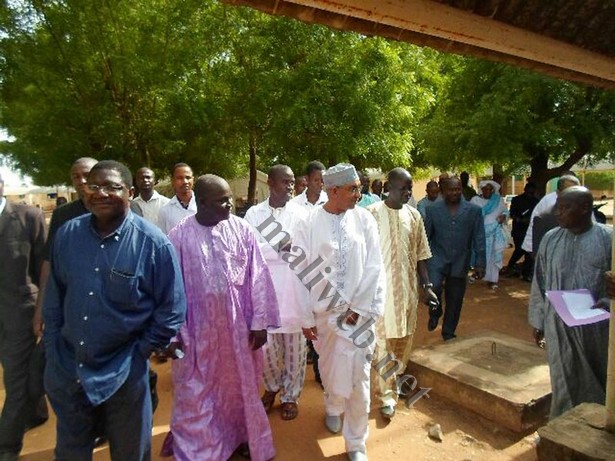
442,334,457,341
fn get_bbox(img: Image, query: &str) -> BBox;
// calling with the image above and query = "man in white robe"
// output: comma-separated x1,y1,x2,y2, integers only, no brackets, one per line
244,165,308,421
292,160,328,209
294,163,385,461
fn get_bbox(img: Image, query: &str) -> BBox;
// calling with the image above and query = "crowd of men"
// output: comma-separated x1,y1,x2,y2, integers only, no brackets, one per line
0,158,612,461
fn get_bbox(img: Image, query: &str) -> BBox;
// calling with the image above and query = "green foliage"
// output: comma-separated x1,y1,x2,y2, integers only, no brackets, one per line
420,58,615,190
0,0,440,185
583,171,615,192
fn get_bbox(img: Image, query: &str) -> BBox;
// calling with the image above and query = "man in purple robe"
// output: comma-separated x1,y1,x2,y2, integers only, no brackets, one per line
168,174,280,461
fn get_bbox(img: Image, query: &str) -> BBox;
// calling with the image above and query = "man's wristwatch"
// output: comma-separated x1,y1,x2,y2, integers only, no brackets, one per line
421,283,434,289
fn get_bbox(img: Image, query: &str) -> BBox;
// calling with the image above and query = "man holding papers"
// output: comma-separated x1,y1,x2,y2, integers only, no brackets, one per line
529,186,612,419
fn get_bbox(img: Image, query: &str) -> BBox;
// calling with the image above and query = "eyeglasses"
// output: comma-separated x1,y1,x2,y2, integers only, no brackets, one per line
86,183,125,194
338,185,361,194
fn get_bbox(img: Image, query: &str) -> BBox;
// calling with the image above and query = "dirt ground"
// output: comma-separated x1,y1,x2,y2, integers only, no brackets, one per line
16,248,542,460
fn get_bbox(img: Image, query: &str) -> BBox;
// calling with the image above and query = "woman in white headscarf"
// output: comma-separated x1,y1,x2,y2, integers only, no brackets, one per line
470,180,508,289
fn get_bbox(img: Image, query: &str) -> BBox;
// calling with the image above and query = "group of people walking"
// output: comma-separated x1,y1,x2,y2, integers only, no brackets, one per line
0,157,612,461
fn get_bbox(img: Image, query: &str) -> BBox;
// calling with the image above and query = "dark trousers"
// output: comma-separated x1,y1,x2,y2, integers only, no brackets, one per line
430,273,467,339
45,353,152,461
507,233,533,277
0,306,39,455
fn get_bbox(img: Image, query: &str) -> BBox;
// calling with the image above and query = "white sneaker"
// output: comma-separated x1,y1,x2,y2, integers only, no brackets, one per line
325,414,342,433
348,451,368,461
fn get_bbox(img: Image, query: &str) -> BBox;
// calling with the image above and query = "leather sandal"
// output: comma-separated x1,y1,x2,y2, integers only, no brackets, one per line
261,390,278,413
281,402,298,420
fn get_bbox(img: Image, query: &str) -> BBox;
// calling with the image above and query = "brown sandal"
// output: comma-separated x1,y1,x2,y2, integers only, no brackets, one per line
261,390,278,413
281,401,298,420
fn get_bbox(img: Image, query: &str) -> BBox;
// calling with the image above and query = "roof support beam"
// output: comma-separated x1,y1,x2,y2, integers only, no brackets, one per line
222,0,615,89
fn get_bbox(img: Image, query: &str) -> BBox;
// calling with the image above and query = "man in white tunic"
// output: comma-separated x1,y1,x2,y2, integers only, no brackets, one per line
367,168,437,419
292,160,328,209
529,186,611,419
244,165,308,421
158,163,196,234
130,167,170,226
294,164,385,461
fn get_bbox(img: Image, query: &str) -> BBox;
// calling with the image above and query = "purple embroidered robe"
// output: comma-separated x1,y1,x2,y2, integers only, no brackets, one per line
169,215,280,461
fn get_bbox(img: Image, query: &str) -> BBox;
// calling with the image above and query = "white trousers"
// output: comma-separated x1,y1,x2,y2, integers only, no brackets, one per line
314,314,372,454
262,332,307,403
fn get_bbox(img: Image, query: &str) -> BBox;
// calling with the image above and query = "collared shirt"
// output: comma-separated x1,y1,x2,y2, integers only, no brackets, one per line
43,212,186,405
157,194,197,235
291,189,328,209
131,190,171,227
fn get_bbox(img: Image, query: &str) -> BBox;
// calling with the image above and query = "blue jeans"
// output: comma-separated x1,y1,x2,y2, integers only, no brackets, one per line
429,271,467,340
45,351,152,461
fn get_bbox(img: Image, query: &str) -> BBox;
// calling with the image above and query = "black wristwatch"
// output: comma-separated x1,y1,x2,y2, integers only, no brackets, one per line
421,283,433,289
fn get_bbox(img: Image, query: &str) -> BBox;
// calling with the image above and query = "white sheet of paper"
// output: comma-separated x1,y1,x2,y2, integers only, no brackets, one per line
561,292,603,320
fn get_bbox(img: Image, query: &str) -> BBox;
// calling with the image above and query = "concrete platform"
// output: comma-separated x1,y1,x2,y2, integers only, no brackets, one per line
407,330,551,432
537,403,615,461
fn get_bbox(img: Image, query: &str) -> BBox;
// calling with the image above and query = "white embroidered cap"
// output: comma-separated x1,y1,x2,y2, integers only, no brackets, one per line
322,163,359,188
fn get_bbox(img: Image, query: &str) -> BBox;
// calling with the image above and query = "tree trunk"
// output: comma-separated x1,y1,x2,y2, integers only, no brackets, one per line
528,143,591,197
248,131,257,206
527,148,550,197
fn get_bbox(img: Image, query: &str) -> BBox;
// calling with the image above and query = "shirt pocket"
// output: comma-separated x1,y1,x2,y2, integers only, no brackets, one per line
105,269,140,308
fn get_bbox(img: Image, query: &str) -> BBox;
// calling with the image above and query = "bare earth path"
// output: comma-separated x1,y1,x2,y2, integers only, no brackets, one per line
16,248,541,460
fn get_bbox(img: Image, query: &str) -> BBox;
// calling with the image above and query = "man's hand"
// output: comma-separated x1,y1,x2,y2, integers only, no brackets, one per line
533,328,545,348
473,267,486,280
343,309,359,326
302,327,318,341
156,341,184,360
33,306,44,338
591,298,611,313
249,329,268,350
424,288,439,306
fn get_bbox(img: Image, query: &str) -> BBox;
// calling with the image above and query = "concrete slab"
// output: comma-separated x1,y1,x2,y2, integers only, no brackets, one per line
537,403,615,461
407,330,551,432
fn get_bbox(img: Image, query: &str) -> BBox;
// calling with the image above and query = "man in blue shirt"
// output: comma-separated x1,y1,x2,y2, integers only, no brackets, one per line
43,160,186,460
424,177,486,341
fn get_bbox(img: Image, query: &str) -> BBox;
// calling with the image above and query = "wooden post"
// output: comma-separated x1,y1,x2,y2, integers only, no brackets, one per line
605,178,615,432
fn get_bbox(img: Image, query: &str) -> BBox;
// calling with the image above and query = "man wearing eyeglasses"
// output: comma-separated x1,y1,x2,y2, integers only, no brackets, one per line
42,160,186,460
294,163,385,461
